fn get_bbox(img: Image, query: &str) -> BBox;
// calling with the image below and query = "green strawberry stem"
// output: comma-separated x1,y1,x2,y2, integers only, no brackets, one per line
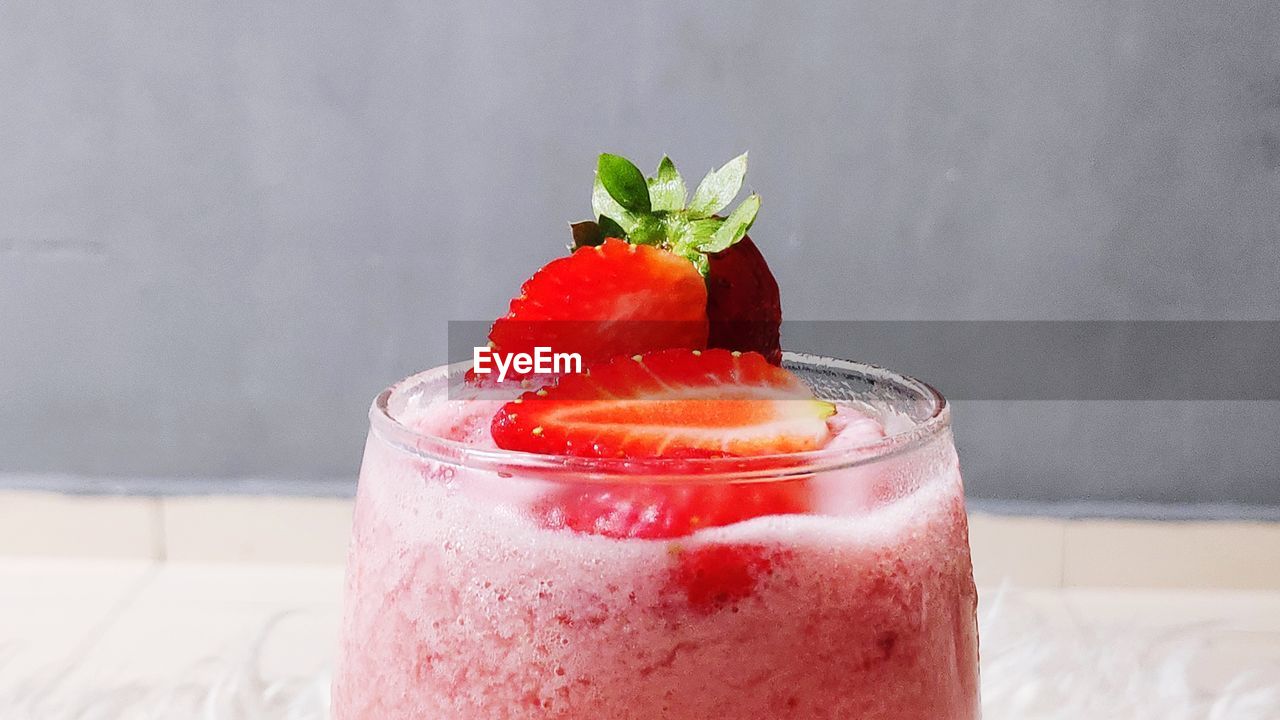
572,152,761,275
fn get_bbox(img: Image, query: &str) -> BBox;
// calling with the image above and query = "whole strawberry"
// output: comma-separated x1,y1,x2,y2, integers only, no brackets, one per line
706,236,781,365
572,152,783,364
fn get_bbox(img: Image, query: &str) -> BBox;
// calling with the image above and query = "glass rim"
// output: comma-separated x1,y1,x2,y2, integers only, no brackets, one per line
367,351,951,483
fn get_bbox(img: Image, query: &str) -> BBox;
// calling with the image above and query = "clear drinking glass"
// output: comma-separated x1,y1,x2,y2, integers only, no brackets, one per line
332,353,979,719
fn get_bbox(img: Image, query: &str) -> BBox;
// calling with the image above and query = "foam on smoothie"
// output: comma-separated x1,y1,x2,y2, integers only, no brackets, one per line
333,388,979,719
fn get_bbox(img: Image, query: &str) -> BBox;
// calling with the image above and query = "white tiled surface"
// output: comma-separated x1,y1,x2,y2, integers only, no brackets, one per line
3,493,1280,590
1062,519,1280,589
967,514,1066,587
0,493,161,558
161,496,353,564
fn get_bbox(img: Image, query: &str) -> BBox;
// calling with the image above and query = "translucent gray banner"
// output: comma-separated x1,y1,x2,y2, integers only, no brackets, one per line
447,321,1280,400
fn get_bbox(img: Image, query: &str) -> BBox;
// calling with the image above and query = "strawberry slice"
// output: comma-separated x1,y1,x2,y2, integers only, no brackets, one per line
491,348,835,458
486,239,708,374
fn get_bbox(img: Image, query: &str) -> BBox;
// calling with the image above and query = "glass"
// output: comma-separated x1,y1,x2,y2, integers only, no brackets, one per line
332,353,980,719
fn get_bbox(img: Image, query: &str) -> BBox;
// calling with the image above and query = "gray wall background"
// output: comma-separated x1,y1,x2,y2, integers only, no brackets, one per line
2,1,1277,511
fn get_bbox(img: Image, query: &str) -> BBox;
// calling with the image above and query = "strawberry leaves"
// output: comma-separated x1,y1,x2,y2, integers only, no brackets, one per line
648,156,687,212
574,152,763,273
592,175,638,232
688,152,749,218
704,193,761,253
597,154,651,213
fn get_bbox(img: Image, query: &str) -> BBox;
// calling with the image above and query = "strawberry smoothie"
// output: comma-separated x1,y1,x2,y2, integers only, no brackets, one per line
332,359,979,719
333,152,978,717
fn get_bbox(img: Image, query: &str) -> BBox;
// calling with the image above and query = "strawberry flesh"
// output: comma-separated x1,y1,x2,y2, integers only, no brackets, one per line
486,239,708,375
491,348,834,459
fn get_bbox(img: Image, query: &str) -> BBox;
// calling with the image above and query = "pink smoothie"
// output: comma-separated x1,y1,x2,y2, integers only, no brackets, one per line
332,371,980,719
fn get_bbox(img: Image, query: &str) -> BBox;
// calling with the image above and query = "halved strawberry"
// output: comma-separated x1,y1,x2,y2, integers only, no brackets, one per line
572,153,783,364
485,238,708,375
491,348,835,459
